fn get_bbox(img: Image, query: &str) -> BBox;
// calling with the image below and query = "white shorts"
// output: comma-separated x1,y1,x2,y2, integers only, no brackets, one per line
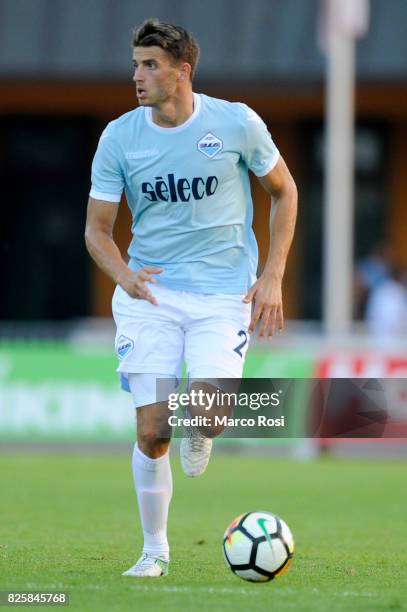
112,283,251,384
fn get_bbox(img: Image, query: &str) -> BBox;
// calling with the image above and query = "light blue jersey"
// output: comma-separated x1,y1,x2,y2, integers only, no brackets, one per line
90,93,279,293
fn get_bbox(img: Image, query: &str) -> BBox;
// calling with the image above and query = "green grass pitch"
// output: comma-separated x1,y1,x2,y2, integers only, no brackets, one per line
1,451,406,611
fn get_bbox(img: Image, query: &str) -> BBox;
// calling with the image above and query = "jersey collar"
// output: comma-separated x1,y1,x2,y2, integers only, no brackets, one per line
145,93,201,133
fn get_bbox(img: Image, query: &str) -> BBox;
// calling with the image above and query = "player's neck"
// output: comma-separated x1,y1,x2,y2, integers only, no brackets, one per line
151,91,194,128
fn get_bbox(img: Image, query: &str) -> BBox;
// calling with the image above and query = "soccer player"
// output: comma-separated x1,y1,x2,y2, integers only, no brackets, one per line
85,18,297,577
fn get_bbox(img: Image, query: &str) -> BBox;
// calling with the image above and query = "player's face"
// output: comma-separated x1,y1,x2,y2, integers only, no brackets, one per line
132,46,180,107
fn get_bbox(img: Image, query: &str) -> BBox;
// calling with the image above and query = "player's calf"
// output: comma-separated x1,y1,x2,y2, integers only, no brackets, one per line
136,401,172,458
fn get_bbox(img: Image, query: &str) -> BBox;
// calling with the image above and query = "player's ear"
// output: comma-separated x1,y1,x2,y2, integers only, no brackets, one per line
178,62,191,82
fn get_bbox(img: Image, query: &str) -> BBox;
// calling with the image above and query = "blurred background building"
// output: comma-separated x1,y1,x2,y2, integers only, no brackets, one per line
1,0,407,323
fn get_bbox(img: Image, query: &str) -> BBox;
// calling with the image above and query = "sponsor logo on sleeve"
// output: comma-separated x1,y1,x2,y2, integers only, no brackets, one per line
126,149,159,159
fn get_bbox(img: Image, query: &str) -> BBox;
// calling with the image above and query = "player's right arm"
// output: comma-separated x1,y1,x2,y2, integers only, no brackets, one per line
85,197,163,305
86,122,162,304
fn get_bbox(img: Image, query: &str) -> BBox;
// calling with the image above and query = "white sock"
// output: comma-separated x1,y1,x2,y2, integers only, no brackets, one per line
132,444,172,561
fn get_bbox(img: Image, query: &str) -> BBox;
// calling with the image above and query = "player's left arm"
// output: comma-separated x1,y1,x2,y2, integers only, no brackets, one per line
243,156,298,338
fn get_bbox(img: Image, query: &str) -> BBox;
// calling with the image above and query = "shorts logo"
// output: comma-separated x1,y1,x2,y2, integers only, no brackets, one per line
116,335,134,360
197,132,223,158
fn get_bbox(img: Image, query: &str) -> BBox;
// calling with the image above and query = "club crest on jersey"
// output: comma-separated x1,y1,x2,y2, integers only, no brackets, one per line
116,335,134,360
197,132,223,159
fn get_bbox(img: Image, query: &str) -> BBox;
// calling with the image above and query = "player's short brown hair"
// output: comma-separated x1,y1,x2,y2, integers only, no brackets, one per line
133,18,200,80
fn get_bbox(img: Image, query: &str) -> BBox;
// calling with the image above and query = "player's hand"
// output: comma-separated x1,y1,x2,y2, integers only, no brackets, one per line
117,266,164,305
243,275,284,338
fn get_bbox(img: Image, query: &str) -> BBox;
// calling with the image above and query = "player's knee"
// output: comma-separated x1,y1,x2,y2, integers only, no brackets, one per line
137,433,170,458
136,394,173,456
188,384,234,438
190,404,231,438
197,421,226,438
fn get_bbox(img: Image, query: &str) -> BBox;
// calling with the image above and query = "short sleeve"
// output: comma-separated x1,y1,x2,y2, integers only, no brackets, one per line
89,125,124,203
239,104,280,177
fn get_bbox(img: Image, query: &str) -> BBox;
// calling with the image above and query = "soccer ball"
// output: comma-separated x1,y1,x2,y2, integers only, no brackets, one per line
223,511,294,582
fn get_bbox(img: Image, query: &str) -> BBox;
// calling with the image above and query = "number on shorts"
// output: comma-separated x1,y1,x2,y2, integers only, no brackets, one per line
233,330,248,358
